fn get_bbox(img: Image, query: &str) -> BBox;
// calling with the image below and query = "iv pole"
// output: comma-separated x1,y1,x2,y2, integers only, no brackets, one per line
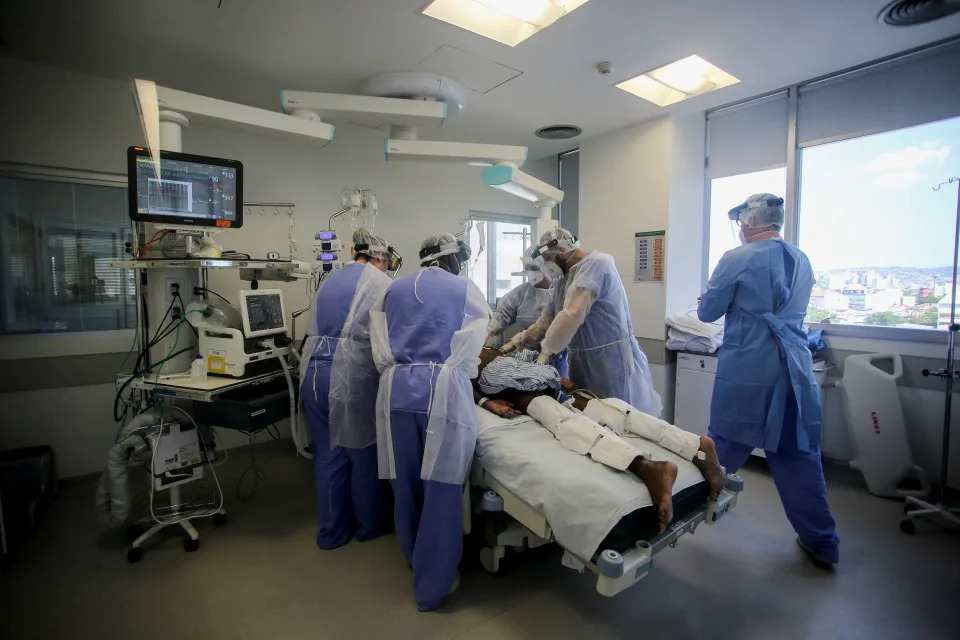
905,177,960,533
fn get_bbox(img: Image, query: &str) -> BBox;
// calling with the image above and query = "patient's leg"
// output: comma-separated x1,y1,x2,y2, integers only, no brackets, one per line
526,396,678,533
584,398,726,500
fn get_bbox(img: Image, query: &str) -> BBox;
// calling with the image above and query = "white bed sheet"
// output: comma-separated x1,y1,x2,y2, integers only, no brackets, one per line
474,407,705,562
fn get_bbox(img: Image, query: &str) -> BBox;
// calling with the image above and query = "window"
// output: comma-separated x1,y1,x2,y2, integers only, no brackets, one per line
465,215,534,307
707,167,787,277
558,149,579,236
0,172,136,334
797,117,960,329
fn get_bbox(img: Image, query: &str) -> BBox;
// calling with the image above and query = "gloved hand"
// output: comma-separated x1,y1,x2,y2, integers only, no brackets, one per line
501,339,520,354
536,351,552,365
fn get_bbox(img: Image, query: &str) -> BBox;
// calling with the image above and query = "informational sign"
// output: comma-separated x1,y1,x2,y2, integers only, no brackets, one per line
634,230,665,283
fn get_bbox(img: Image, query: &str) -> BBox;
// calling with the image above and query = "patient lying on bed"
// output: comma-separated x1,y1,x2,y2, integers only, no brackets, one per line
472,348,725,534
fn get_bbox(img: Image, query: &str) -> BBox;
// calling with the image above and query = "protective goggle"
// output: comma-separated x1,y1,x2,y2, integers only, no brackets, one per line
355,242,403,277
418,240,471,266
727,197,784,221
531,234,579,260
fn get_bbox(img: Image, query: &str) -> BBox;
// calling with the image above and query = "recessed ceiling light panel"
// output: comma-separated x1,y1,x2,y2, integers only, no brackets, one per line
615,55,740,107
421,0,590,47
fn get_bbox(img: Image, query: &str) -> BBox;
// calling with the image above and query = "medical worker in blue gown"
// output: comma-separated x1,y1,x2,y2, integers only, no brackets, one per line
698,194,840,567
300,228,398,550
502,228,661,418
370,232,488,611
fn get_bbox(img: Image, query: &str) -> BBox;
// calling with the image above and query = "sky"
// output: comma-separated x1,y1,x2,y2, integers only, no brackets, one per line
798,117,960,272
708,116,960,276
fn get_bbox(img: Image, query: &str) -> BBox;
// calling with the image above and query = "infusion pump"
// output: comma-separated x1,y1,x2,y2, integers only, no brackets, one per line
313,230,344,273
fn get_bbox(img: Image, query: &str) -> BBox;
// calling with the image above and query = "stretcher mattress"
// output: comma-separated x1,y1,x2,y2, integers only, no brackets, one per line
474,407,706,562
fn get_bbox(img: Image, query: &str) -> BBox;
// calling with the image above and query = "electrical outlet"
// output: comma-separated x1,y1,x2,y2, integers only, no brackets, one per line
163,277,181,311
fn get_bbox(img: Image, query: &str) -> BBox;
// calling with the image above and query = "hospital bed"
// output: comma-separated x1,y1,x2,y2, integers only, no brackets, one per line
465,407,743,596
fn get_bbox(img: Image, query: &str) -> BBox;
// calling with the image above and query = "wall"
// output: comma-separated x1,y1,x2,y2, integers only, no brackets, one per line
579,117,671,340
0,57,557,477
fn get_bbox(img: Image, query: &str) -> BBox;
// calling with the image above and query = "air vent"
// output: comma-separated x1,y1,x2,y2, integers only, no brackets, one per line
535,125,582,140
877,0,960,26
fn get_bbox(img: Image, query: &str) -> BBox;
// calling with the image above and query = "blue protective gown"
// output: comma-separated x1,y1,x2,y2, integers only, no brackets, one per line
301,262,387,550
378,268,482,611
699,238,839,562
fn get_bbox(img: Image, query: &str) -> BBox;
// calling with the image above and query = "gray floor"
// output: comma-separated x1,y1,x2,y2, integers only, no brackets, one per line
3,440,959,640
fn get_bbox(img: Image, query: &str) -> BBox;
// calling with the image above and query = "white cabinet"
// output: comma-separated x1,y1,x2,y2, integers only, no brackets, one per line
674,353,717,437
674,352,766,458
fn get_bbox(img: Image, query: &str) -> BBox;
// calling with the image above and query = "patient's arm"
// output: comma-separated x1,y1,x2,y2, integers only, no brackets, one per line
473,379,522,419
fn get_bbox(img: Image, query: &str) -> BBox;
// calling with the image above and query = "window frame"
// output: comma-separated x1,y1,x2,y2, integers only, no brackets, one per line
702,36,960,342
468,211,535,307
0,163,136,358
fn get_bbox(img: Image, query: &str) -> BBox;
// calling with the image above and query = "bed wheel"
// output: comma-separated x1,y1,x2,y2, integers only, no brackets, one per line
481,491,504,512
899,519,916,535
596,549,624,578
724,474,744,493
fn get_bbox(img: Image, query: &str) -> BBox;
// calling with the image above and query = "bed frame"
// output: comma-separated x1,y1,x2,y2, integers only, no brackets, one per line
465,460,743,596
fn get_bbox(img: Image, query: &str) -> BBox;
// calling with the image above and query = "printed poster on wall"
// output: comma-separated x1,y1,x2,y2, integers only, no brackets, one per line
634,230,665,283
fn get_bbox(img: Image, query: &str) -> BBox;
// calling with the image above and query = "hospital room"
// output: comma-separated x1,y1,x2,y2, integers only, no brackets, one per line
1,0,959,637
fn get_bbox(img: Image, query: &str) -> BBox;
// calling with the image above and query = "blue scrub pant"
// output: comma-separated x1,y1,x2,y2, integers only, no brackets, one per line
302,363,386,550
709,417,840,563
389,410,464,612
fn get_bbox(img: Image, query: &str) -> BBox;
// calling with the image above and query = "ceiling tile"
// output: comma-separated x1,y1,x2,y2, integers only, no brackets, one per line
418,44,522,94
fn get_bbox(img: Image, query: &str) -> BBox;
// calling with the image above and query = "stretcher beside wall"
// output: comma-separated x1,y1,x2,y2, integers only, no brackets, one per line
466,408,742,596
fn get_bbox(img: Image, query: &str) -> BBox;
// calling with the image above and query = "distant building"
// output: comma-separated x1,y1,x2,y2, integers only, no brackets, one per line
919,287,931,298
902,295,917,307
842,285,901,312
842,284,867,311
938,290,960,328
810,288,850,312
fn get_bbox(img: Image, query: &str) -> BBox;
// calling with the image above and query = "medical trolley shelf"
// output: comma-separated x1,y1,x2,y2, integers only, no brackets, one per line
109,258,296,270
118,370,288,403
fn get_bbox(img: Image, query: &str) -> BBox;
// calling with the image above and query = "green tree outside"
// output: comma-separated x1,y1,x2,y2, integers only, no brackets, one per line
912,311,939,327
805,308,836,323
864,311,902,326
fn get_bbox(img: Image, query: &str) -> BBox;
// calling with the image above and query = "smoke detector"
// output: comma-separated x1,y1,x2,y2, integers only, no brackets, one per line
877,0,960,26
535,125,583,140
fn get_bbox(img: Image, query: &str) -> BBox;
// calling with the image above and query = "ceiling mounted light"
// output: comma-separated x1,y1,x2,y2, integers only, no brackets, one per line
483,165,564,206
421,0,591,47
615,55,739,107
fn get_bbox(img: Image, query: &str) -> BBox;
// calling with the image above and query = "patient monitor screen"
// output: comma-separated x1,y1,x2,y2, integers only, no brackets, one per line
128,147,243,228
244,292,285,336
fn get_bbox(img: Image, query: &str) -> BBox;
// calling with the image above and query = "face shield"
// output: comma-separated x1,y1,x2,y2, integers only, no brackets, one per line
512,257,550,287
534,256,562,281
727,196,785,226
355,242,403,278
532,232,580,264
418,240,471,271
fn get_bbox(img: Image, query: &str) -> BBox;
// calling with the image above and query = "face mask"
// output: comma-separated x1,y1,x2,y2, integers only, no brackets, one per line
738,229,748,246
527,270,545,286
541,261,563,281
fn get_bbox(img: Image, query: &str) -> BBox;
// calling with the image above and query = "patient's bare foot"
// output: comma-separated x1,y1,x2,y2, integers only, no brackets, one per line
630,458,678,534
694,436,725,500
